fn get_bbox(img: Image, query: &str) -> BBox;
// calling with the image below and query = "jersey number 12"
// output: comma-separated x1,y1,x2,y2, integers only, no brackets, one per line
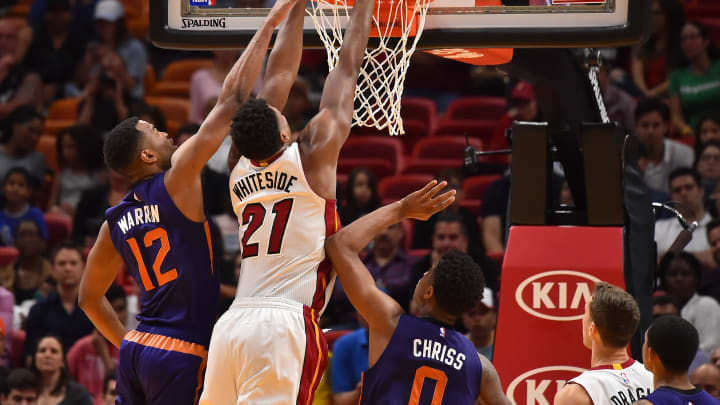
241,198,294,258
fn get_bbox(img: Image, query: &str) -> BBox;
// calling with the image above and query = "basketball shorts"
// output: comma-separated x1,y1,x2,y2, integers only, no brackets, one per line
116,330,208,405
200,297,328,405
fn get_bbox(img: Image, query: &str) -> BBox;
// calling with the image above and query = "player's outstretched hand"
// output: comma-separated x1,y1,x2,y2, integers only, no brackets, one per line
266,0,299,27
400,180,456,221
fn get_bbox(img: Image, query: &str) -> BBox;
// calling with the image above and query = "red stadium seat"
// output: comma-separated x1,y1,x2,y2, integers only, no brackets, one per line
408,249,430,258
697,18,720,44
402,159,462,175
0,247,18,267
337,159,394,181
398,119,431,156
145,97,190,124
445,97,506,121
401,219,415,250
459,199,483,216
337,173,348,192
401,97,437,130
36,136,58,172
324,330,352,350
47,98,81,121
463,175,502,201
433,120,496,146
161,59,214,82
10,330,25,368
411,136,482,161
340,136,405,174
378,174,433,203
44,213,73,250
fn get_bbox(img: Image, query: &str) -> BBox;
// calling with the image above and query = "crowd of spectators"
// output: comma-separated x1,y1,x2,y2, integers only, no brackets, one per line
0,0,718,403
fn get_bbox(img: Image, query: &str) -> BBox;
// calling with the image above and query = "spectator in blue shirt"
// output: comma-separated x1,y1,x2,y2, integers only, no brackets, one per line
330,326,369,405
0,167,48,246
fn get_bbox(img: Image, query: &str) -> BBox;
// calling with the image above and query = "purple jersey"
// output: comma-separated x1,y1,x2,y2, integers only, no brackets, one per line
645,386,720,405
106,173,219,347
360,315,483,405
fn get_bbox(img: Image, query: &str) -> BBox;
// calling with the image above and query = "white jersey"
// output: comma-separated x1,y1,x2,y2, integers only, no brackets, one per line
229,142,338,314
569,360,653,405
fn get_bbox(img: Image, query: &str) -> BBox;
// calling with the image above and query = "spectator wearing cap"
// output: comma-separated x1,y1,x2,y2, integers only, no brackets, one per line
24,0,88,103
73,0,146,102
0,219,52,306
636,98,694,193
488,81,541,150
461,287,497,361
0,19,43,120
0,106,46,184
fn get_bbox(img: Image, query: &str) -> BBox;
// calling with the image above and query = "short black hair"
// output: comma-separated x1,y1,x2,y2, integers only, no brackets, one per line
104,117,142,175
658,251,702,290
51,241,85,264
697,111,720,135
105,283,126,302
103,369,116,395
4,167,36,189
647,315,698,373
432,250,485,316
231,98,282,161
57,125,104,171
668,167,701,189
634,98,670,123
652,294,680,312
3,105,43,144
2,368,39,396
434,212,468,237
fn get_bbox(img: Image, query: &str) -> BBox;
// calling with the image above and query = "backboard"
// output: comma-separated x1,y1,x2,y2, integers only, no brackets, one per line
150,0,650,50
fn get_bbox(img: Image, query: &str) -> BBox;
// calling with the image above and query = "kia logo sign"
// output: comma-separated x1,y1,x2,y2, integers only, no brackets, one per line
515,270,601,321
506,365,587,405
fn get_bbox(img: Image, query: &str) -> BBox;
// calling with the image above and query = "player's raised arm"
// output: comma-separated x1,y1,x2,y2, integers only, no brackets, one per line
78,222,128,349
166,0,298,183
326,181,455,335
258,0,306,110
304,0,374,148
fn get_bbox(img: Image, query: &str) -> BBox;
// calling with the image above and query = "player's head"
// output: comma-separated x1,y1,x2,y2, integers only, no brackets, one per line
231,98,292,162
104,117,176,181
643,315,698,375
413,250,485,321
582,282,640,350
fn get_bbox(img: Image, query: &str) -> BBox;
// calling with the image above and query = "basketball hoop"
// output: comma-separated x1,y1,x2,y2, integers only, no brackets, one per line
307,0,433,136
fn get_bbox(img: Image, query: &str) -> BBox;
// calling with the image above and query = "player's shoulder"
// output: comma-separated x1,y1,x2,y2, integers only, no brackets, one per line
554,382,593,405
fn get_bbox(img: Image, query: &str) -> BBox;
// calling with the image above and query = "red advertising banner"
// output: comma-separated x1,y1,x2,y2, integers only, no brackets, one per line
493,226,625,405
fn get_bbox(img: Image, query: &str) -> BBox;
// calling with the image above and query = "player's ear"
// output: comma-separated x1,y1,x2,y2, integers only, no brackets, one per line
280,129,292,143
423,285,434,301
140,148,157,164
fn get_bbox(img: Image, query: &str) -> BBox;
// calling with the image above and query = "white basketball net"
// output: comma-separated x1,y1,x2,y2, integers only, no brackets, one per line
307,0,432,136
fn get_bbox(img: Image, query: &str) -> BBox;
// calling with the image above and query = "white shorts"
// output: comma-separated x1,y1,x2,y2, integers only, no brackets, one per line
199,297,327,405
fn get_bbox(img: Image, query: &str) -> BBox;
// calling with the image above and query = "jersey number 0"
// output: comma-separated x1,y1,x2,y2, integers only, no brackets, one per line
241,198,294,258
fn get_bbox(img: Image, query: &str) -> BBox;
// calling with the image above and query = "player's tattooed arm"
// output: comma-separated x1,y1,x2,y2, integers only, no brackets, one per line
326,181,455,335
79,222,128,349
477,354,512,405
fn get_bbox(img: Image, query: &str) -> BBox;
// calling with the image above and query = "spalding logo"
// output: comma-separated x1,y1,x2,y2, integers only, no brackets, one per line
515,270,601,321
506,365,587,405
